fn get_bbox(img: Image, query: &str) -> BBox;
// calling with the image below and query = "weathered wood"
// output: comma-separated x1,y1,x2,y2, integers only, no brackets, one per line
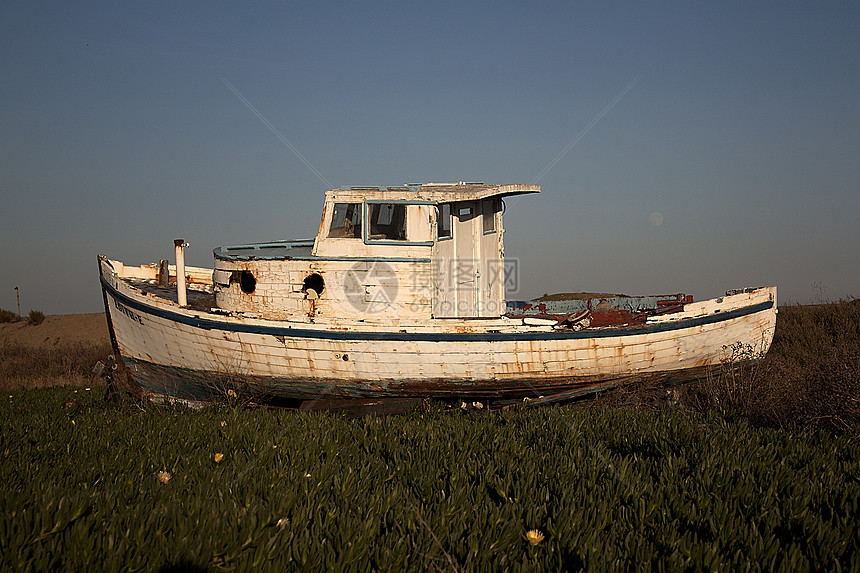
100,255,776,403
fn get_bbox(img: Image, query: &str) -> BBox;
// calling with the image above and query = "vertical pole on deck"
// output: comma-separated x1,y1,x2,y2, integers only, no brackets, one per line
158,259,170,288
174,239,188,307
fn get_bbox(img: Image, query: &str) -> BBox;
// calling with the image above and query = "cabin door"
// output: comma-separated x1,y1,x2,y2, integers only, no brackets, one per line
432,201,482,317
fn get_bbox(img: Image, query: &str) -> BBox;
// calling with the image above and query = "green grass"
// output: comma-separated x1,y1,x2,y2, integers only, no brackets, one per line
2,388,859,571
2,301,859,569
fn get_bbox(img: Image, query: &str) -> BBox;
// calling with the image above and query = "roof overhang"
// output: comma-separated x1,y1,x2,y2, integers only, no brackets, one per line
326,183,540,203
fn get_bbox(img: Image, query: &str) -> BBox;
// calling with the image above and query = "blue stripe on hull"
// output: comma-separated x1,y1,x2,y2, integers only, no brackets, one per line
100,276,773,343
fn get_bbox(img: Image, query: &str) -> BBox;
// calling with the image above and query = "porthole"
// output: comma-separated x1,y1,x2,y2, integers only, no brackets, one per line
239,270,256,294
303,273,325,296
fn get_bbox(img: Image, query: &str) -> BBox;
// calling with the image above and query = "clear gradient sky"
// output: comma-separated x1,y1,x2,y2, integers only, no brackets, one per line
2,1,858,315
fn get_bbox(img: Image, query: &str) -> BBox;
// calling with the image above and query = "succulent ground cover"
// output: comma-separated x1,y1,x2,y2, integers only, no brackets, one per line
2,301,859,570
2,389,859,571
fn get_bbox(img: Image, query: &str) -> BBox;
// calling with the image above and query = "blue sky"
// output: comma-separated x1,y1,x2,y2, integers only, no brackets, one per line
2,1,858,314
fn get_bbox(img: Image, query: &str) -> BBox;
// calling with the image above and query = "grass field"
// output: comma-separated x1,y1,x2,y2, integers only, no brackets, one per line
1,301,858,570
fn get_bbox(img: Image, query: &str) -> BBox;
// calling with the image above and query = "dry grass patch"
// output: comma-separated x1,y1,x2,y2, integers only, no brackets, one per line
0,342,112,391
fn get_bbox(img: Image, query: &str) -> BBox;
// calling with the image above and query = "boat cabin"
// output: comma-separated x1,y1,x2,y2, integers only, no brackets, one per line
212,183,539,322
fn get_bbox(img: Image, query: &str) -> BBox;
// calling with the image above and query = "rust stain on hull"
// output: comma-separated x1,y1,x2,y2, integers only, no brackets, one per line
119,354,719,407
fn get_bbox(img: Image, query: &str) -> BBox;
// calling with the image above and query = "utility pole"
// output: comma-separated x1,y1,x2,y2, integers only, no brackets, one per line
15,286,20,318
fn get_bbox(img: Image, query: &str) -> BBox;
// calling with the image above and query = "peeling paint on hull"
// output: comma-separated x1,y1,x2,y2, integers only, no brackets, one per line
123,355,717,403
99,256,777,406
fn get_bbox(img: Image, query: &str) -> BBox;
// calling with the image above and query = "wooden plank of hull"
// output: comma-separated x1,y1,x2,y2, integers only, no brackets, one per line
99,259,776,403
119,355,717,402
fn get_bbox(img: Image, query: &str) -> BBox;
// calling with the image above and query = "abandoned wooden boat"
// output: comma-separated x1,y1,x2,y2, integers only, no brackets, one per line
98,182,777,408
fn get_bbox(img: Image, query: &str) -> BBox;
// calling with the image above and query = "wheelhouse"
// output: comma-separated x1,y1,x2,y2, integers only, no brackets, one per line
213,183,539,321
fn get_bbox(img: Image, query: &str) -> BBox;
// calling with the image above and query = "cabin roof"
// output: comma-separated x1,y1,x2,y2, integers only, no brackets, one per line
326,182,540,203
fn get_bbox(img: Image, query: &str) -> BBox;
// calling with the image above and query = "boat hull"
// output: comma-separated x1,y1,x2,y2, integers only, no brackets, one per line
99,257,777,405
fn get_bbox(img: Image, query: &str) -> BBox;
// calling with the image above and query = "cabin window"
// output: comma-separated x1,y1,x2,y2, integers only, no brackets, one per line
328,203,362,238
437,204,452,240
482,198,499,233
368,203,407,241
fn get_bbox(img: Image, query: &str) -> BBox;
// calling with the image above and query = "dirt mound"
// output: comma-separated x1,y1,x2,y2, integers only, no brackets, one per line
0,313,110,349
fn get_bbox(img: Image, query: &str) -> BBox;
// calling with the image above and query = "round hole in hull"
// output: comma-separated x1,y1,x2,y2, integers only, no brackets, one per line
240,270,256,294
303,273,325,296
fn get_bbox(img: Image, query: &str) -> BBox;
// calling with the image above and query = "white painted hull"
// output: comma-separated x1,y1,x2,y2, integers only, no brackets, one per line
99,256,777,404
